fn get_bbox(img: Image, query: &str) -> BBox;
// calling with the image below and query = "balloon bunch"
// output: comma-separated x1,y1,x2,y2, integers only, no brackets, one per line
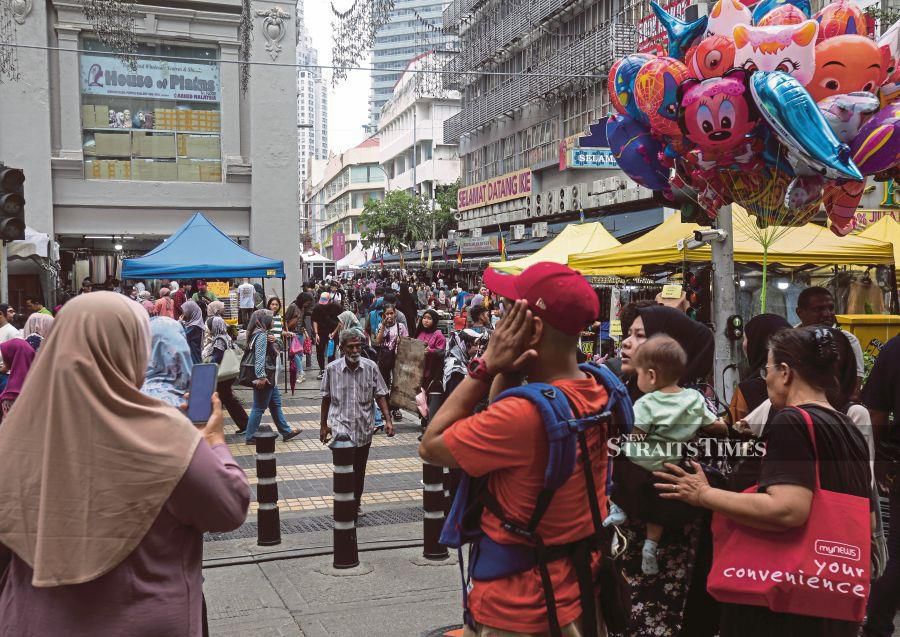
607,0,900,235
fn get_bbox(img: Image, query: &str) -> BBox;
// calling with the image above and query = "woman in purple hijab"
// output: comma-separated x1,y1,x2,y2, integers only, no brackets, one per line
0,339,35,423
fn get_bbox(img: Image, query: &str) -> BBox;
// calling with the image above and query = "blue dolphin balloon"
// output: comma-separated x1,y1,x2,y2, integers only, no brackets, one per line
650,1,708,60
750,71,862,181
752,0,811,24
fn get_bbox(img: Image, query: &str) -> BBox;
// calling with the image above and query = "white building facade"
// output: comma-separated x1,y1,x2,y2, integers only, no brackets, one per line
367,0,454,131
305,138,385,260
377,51,460,201
0,0,301,297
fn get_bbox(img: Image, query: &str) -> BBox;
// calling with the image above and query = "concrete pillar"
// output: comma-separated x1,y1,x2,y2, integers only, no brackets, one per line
219,41,242,165
55,26,83,161
712,206,739,404
249,0,299,299
0,0,54,237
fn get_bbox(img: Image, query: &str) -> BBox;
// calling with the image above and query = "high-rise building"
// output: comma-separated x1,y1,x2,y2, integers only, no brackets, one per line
297,0,328,235
442,0,668,239
367,0,455,131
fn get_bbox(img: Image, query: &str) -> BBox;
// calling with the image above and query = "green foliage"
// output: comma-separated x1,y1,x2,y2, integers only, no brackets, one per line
360,186,460,254
360,190,430,254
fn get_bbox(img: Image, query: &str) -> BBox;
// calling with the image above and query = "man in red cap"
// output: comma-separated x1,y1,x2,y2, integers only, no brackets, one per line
419,262,610,636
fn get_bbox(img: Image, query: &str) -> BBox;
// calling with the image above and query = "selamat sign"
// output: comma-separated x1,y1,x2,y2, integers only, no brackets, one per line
457,169,533,212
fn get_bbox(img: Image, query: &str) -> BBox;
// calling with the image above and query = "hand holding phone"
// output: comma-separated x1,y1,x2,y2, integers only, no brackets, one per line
187,363,218,424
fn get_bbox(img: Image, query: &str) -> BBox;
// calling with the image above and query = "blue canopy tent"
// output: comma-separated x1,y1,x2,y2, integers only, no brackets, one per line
123,212,290,391
122,212,285,280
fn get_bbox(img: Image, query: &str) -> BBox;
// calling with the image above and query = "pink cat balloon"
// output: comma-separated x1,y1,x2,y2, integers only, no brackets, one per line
732,20,818,85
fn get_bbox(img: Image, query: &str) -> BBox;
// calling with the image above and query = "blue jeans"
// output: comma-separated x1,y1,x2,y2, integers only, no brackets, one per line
374,400,383,427
292,334,305,378
245,383,292,441
864,488,900,636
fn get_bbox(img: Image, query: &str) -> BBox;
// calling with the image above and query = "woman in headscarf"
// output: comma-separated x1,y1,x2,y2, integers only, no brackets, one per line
154,286,175,319
728,313,792,424
243,309,300,445
180,300,204,365
0,339,35,423
0,292,249,636
206,300,225,320
415,309,446,428
284,293,312,386
616,301,720,637
141,317,193,408
205,315,248,433
138,290,156,316
23,313,54,351
398,284,418,329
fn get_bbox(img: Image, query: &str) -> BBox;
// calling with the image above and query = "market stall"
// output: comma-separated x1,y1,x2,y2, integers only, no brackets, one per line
301,250,334,283
335,243,373,271
488,222,621,273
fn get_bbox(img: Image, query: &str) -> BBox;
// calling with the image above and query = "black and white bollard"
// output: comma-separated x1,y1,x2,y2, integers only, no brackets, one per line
332,434,359,569
422,461,449,560
255,429,281,546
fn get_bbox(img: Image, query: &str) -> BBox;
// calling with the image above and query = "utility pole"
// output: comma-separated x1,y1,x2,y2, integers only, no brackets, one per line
711,205,739,405
411,103,417,198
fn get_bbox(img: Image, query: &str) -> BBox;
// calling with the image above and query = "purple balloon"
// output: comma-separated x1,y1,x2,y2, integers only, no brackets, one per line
606,113,670,191
851,104,900,175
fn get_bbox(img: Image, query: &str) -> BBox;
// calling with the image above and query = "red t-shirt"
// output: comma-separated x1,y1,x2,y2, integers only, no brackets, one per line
443,375,610,633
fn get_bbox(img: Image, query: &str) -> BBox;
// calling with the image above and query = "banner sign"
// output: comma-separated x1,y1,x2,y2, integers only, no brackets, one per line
457,169,533,212
853,209,900,227
568,148,619,169
80,52,220,103
207,281,230,298
458,236,499,254
332,232,347,261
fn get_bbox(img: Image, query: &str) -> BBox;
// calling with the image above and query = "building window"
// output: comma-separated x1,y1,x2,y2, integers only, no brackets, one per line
80,39,222,182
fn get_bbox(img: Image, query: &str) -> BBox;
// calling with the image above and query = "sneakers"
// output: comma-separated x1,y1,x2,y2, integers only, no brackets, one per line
317,372,324,380
373,424,384,434
245,438,256,445
357,506,366,518
392,410,403,421
298,374,306,384
282,429,301,442
641,539,659,576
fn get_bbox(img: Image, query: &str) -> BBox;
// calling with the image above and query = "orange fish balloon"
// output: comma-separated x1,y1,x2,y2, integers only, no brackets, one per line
808,34,886,102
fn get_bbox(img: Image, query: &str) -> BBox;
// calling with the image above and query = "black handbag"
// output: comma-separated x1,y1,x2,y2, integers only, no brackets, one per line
238,339,276,387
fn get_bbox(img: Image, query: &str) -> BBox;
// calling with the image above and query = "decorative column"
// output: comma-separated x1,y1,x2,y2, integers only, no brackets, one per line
55,26,83,161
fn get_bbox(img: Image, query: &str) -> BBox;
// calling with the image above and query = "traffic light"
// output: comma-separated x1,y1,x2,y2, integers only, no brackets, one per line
0,165,25,242
726,314,744,341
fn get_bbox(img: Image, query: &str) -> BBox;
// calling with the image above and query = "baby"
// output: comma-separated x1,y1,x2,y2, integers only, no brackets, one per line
614,334,723,575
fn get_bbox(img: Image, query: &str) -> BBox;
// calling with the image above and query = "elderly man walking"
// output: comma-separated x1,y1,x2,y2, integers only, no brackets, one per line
320,330,394,517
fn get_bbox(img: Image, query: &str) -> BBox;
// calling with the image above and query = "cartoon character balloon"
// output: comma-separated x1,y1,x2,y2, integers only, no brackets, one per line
751,0,811,24
807,35,886,102
733,21,818,86
706,0,751,38
606,113,671,192
757,4,807,26
823,181,865,235
679,69,760,159
634,57,690,136
608,54,653,123
817,92,880,143
813,0,868,43
687,35,736,78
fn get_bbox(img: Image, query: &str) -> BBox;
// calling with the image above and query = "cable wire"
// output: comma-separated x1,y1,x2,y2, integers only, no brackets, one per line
0,41,606,80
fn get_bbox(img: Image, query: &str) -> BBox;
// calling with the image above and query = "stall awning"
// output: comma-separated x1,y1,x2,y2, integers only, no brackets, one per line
489,222,621,273
122,212,285,279
859,216,900,274
569,207,895,275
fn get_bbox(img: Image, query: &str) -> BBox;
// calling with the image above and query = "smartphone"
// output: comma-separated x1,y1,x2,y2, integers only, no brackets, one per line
187,363,218,424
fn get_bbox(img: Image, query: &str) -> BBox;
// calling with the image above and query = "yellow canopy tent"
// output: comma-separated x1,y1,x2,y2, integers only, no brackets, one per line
859,216,900,271
568,206,895,275
489,222,620,273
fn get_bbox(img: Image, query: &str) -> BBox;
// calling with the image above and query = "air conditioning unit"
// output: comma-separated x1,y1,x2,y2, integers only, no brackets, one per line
544,189,554,213
533,192,543,217
532,222,548,238
471,227,482,238
592,179,607,195
571,183,586,212
585,193,602,210
511,224,526,240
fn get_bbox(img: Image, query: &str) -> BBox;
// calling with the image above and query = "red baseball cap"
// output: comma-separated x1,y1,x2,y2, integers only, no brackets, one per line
482,262,599,337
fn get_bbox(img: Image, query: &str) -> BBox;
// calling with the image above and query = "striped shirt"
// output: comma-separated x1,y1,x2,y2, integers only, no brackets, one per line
271,314,283,338
320,356,389,447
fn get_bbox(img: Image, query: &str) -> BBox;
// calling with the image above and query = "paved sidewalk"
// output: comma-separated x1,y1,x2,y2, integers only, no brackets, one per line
204,536,463,637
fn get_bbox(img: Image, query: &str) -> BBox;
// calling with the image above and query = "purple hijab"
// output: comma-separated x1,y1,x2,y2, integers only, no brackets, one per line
0,339,36,402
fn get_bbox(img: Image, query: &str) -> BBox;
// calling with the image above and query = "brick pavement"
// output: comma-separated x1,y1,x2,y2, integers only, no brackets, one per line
220,382,426,517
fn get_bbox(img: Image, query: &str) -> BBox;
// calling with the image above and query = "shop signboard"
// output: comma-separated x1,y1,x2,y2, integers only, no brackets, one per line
457,169,533,212
80,52,220,103
458,236,499,254
207,281,230,298
567,148,619,169
853,209,900,228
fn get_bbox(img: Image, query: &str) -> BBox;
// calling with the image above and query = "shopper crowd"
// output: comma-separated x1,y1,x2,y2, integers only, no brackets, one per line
0,265,896,637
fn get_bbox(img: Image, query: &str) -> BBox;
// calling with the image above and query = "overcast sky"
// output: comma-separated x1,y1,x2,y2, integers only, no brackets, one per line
305,2,371,154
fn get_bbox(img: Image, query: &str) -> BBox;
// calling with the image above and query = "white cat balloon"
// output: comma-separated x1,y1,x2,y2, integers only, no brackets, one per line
733,20,818,86
706,0,751,38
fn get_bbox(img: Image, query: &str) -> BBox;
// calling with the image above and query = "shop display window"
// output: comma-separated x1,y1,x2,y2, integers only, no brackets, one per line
79,40,222,183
